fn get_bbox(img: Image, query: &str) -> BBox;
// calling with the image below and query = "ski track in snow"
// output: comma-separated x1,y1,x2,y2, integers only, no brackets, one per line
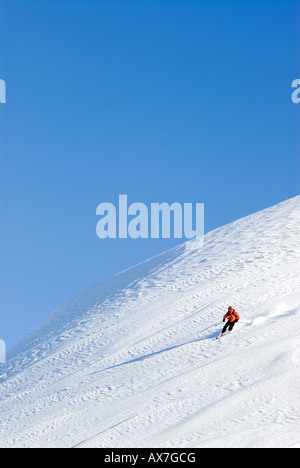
0,196,300,448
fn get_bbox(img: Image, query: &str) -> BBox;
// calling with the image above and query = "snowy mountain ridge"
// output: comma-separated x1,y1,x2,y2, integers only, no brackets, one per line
0,196,300,448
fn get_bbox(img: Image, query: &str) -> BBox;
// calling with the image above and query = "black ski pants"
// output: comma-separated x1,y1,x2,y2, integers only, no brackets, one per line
222,320,236,334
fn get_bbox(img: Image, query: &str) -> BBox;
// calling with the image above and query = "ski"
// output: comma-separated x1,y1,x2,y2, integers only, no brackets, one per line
215,331,231,340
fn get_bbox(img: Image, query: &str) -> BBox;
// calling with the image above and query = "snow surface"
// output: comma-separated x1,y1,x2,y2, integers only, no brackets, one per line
0,196,300,448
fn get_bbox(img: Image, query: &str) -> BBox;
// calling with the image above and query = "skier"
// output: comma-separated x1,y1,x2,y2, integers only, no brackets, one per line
221,306,240,335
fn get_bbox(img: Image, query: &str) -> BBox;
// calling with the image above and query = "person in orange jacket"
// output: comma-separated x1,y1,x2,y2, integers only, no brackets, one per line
222,306,240,335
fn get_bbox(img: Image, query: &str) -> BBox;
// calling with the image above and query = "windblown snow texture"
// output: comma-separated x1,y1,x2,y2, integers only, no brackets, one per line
0,196,300,448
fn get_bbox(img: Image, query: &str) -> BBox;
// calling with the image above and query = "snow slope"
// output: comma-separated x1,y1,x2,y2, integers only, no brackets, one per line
0,196,300,448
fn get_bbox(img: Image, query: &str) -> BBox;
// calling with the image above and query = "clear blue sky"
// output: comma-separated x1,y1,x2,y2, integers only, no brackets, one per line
0,0,299,349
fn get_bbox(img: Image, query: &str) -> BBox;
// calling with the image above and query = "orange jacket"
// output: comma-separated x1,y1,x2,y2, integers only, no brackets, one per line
223,309,240,323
